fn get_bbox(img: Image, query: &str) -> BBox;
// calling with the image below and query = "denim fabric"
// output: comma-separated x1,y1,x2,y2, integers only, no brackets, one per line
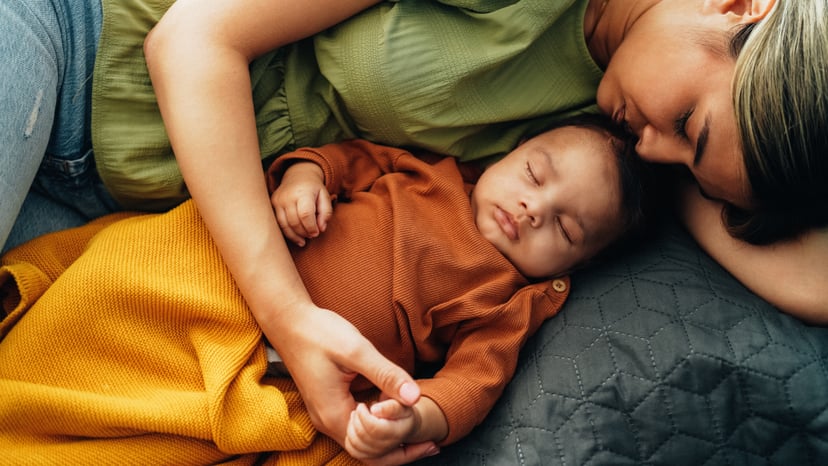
0,0,115,251
2,190,88,253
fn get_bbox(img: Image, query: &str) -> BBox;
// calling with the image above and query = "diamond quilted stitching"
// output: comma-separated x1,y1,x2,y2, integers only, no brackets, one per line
418,222,828,465
785,362,828,423
650,434,722,465
607,305,676,340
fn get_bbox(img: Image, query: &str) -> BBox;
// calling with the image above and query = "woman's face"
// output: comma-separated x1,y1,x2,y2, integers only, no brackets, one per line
596,0,754,209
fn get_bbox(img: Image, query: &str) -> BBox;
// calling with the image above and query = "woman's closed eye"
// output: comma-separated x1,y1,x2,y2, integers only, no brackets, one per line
674,108,694,140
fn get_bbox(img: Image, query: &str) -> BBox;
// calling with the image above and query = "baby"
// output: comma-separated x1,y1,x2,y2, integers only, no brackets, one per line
267,113,652,458
0,114,652,463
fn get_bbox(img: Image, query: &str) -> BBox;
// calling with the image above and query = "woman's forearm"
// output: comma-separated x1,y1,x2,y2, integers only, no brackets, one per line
143,0,384,328
145,16,310,333
681,186,828,324
144,2,423,452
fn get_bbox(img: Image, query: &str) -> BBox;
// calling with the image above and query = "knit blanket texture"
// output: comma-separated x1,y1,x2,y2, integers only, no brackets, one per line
0,203,359,465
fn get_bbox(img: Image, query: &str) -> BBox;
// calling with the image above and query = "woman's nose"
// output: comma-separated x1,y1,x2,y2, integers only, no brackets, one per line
635,125,691,167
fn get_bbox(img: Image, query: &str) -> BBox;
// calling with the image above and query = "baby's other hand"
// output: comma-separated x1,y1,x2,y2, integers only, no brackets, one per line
345,399,419,461
271,162,333,246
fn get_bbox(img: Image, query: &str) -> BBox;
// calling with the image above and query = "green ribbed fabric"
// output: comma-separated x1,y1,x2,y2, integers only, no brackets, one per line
91,0,601,211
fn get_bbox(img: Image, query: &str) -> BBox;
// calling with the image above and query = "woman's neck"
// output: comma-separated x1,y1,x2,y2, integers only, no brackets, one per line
585,0,656,69
584,0,611,68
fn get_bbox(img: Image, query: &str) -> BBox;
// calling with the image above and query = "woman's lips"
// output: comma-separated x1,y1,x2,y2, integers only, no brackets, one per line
613,104,638,136
613,104,626,127
494,207,519,241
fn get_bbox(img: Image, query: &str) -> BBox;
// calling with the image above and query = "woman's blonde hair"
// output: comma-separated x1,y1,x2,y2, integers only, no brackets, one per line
728,0,828,244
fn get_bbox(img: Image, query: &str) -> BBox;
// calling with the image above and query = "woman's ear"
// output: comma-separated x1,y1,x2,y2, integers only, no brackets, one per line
703,0,777,23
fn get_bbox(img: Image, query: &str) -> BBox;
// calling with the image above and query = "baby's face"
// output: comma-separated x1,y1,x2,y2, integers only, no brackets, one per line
471,125,625,278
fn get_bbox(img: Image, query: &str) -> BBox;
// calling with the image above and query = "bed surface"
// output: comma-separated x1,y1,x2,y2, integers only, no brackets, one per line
418,217,828,465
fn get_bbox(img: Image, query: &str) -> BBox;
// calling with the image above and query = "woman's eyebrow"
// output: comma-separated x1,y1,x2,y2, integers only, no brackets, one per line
692,114,711,167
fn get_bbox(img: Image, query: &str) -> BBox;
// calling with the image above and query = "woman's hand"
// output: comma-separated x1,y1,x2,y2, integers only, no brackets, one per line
265,301,437,464
145,0,440,461
145,0,407,456
271,162,333,246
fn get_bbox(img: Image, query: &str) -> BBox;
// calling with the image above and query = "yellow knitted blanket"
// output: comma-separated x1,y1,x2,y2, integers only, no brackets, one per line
0,203,357,465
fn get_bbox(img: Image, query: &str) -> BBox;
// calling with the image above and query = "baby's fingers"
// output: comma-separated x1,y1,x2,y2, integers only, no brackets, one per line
346,403,385,458
346,402,408,458
316,190,334,233
370,398,409,420
275,207,308,247
294,195,321,238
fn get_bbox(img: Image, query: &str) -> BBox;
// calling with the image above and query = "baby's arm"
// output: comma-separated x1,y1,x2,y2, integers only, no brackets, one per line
271,162,333,246
345,396,447,461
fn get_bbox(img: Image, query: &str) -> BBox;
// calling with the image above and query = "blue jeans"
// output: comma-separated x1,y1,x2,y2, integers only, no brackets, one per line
1,0,118,253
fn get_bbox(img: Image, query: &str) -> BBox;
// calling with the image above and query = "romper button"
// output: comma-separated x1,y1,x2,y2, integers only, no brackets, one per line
552,279,567,293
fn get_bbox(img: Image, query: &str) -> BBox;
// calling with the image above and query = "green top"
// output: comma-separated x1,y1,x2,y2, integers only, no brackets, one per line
92,0,601,210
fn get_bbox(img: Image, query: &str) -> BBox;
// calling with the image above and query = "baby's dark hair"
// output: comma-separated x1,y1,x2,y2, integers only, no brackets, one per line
523,113,657,252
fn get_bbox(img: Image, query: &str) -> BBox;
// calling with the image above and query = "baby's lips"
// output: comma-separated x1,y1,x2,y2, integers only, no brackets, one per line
494,207,519,241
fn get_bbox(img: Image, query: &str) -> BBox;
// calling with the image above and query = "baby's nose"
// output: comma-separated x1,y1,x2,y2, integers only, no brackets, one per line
520,201,542,228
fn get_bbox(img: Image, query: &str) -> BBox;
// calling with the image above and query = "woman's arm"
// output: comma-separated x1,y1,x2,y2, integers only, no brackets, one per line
680,185,828,325
143,1,429,461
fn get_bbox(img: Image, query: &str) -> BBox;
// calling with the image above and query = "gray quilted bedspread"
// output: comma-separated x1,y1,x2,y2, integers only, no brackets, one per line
418,219,828,465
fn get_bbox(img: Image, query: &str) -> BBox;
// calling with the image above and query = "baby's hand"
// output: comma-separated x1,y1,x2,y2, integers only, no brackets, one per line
271,162,333,246
345,399,419,460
